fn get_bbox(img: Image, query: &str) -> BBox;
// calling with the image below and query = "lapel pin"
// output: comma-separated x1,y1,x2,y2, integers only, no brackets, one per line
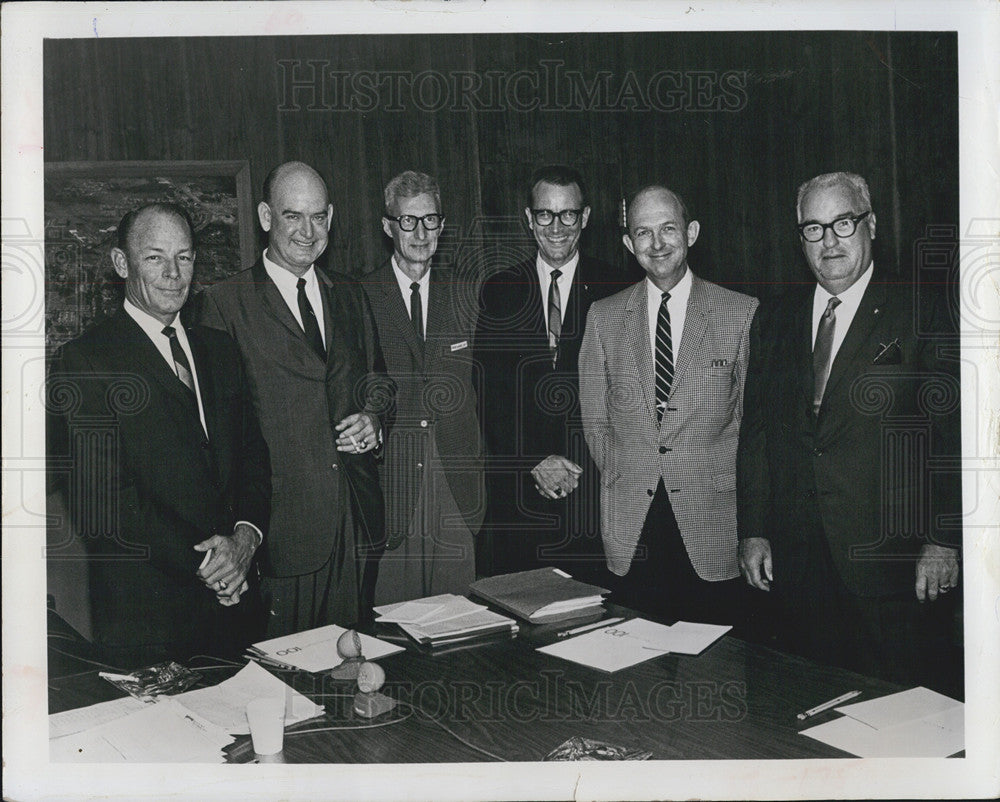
873,308,880,315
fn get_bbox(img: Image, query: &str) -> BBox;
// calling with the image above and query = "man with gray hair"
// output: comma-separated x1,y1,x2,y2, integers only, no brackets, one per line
737,171,962,694
362,171,484,603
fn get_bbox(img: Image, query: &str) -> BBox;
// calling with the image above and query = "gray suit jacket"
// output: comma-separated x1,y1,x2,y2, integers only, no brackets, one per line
361,259,485,549
579,273,758,578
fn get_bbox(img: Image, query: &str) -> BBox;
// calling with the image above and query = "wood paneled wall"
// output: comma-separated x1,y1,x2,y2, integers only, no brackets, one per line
44,31,957,297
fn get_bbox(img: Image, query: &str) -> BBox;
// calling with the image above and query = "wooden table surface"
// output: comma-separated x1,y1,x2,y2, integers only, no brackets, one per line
48,605,906,762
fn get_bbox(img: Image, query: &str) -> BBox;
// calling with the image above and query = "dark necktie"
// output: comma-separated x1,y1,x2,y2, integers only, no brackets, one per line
654,291,674,424
162,325,196,396
812,296,841,414
297,277,326,360
410,281,424,341
547,269,562,366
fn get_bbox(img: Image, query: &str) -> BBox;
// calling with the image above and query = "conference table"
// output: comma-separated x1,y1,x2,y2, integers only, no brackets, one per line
47,604,915,762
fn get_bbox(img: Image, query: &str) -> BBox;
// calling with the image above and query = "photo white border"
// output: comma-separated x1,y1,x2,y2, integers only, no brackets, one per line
3,2,998,799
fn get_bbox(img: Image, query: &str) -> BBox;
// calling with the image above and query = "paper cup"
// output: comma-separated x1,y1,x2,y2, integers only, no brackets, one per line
245,697,285,755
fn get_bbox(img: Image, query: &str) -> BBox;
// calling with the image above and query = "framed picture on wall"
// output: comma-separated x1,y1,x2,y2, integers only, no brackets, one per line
43,159,255,351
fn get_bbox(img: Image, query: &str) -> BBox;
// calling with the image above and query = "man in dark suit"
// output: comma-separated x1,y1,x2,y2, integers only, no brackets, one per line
362,171,484,604
475,165,627,579
47,203,270,667
737,171,962,694
579,185,758,628
197,161,389,635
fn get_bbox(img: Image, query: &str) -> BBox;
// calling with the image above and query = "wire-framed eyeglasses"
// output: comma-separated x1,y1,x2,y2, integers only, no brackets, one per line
798,211,871,243
385,214,443,232
530,208,584,227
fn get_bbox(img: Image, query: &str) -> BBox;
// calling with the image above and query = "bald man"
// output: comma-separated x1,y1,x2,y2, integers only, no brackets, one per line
579,185,758,631
197,161,390,635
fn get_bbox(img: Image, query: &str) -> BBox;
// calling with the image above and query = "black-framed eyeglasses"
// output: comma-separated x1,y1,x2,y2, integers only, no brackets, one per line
530,208,583,227
385,213,443,232
798,211,871,243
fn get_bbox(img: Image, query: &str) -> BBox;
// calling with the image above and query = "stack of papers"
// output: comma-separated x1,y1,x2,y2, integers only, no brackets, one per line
375,593,518,647
537,618,731,672
469,568,609,623
251,624,405,672
800,686,964,757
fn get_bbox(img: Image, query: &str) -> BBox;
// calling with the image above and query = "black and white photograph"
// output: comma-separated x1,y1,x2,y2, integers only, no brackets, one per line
2,1,998,800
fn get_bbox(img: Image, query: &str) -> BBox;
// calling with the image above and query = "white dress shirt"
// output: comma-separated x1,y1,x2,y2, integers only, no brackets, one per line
124,298,207,435
263,250,327,345
536,251,579,327
645,266,692,362
811,262,874,359
391,255,430,338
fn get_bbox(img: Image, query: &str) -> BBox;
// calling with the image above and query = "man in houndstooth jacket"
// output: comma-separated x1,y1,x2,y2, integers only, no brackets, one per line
579,185,758,631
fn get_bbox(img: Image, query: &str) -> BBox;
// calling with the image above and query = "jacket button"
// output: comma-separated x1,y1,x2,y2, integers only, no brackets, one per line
813,448,823,457
416,462,424,469
331,464,339,471
647,488,654,496
200,440,210,450
420,420,429,428
658,446,667,454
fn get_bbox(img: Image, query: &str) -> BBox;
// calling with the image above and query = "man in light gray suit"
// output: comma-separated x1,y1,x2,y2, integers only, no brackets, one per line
579,185,758,628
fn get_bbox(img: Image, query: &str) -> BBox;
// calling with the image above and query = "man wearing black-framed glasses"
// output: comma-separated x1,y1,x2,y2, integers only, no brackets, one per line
475,165,628,580
737,171,962,695
362,171,484,604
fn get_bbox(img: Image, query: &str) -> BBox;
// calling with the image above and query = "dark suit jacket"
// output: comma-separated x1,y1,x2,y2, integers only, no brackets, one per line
361,260,484,549
46,309,270,664
196,259,389,579
474,254,628,575
737,270,961,597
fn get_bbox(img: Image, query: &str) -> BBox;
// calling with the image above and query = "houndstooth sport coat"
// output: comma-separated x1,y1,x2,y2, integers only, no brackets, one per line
579,272,758,579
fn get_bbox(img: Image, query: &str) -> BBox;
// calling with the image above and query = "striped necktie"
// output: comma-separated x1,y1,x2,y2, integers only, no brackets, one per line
162,325,195,395
654,291,674,424
547,269,562,366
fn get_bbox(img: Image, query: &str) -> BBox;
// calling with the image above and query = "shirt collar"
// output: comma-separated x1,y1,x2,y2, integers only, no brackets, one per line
645,264,692,305
815,261,874,305
124,297,180,338
536,250,579,284
391,255,431,291
263,249,316,291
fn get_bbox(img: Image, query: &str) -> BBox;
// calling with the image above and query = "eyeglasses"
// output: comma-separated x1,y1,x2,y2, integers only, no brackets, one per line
385,214,443,232
798,211,871,243
530,208,583,227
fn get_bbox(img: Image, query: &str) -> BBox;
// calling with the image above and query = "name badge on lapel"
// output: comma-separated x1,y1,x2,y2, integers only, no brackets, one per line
450,340,469,352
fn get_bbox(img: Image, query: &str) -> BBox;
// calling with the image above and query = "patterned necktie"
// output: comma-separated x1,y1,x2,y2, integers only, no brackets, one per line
162,325,195,395
813,296,842,414
410,281,424,341
297,277,326,360
654,291,674,424
547,269,562,366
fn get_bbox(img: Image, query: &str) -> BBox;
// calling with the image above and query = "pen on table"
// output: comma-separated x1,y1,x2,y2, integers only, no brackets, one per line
557,616,625,638
796,690,861,720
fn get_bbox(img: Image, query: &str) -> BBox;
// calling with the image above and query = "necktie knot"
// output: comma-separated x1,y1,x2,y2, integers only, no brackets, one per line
162,325,177,339
824,296,841,317
661,291,671,306
410,281,420,292
297,277,306,290
550,269,562,282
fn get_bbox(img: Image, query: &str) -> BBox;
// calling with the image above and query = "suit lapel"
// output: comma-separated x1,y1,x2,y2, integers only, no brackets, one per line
115,310,200,421
823,275,889,402
253,259,327,366
671,274,708,397
185,327,221,479
376,259,425,368
796,294,816,410
624,281,657,423
425,265,453,369
521,258,547,338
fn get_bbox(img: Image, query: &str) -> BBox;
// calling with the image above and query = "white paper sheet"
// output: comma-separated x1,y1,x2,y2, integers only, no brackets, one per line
800,704,964,757
49,699,233,763
252,624,405,673
659,621,733,654
48,695,147,739
174,661,323,734
537,618,674,672
834,686,962,729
